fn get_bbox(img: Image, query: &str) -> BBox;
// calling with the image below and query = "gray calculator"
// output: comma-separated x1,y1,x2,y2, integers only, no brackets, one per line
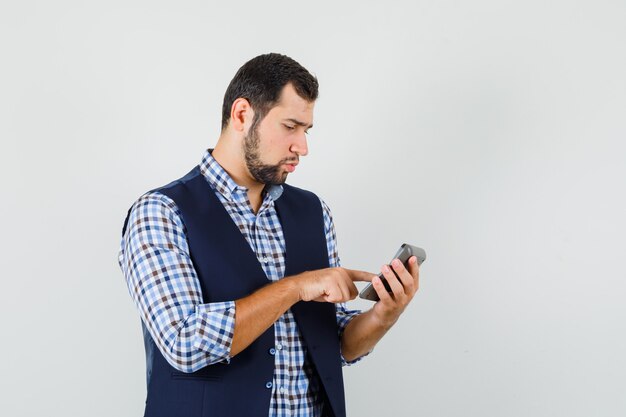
358,244,426,301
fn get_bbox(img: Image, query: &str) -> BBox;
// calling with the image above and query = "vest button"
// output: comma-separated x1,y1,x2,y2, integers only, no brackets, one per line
265,381,273,389
269,348,276,355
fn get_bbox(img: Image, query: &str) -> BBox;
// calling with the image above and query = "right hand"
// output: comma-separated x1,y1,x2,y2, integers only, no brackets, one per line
293,267,375,303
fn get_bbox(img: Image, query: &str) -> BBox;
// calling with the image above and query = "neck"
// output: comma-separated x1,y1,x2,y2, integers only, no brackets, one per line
211,136,265,203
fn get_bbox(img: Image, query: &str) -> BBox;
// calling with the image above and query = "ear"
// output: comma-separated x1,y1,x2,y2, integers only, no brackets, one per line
230,98,254,133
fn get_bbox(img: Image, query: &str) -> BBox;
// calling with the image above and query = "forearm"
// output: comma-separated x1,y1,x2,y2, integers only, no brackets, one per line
230,276,301,356
340,308,395,362
231,267,370,356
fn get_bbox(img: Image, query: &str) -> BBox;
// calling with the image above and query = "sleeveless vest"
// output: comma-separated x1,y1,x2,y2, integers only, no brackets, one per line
122,166,346,417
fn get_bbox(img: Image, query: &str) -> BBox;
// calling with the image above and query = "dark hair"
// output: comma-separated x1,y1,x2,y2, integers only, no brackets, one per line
221,53,319,130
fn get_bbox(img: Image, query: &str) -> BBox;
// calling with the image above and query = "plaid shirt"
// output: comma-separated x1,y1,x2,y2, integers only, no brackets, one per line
118,149,363,417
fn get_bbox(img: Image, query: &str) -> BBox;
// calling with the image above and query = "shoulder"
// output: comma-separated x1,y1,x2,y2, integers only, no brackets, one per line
318,197,333,219
281,183,331,208
128,167,202,224
131,190,177,213
122,167,203,239
281,183,334,209
152,166,203,196
123,190,183,239
280,183,319,201
280,184,334,228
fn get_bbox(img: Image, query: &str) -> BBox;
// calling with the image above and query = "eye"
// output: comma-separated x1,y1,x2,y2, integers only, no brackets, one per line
284,124,296,131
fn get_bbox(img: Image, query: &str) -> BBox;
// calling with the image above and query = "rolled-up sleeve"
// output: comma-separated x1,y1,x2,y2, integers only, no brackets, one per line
193,302,236,360
335,302,370,366
118,192,236,373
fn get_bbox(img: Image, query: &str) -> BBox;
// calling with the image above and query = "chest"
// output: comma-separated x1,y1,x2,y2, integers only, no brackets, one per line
219,196,287,282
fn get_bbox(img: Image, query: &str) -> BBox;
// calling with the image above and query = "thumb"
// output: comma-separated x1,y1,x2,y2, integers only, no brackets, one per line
344,269,377,282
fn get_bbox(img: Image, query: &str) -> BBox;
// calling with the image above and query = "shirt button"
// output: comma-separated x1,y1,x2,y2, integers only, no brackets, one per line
279,386,285,394
276,344,283,351
269,348,276,355
265,381,273,389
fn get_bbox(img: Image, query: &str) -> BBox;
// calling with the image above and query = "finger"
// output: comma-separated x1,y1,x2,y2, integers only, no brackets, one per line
339,271,355,301
344,269,376,282
335,278,353,302
406,256,420,291
333,272,352,302
340,281,352,302
390,259,415,294
325,283,344,303
381,264,405,299
347,282,358,300
406,256,420,278
338,270,360,301
372,275,394,303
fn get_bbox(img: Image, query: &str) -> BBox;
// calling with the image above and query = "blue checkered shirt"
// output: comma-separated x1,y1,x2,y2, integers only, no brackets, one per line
118,149,364,417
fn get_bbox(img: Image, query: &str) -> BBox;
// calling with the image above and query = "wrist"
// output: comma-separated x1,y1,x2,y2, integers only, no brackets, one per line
282,274,304,304
370,308,399,331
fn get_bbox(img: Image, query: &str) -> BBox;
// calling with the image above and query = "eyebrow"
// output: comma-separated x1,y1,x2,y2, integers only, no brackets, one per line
284,118,313,129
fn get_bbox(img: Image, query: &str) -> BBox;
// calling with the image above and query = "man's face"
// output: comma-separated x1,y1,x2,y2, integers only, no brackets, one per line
243,83,314,186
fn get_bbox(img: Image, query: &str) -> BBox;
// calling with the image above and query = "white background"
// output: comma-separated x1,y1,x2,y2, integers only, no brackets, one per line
1,1,625,416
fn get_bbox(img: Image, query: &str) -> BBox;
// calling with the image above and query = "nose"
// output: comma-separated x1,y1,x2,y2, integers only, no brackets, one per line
290,131,308,157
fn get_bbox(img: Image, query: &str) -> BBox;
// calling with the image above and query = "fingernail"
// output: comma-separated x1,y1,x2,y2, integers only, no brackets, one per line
392,259,401,267
382,265,389,273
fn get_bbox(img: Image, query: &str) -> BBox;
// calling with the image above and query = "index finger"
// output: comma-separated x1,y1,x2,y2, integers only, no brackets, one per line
343,269,377,282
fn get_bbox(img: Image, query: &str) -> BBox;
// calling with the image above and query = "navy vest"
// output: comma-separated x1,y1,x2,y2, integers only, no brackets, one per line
122,166,346,417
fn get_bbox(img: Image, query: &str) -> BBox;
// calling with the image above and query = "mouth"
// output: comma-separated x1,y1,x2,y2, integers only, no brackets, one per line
284,163,298,173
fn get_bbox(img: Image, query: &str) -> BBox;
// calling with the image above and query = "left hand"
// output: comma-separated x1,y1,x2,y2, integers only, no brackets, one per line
371,255,420,328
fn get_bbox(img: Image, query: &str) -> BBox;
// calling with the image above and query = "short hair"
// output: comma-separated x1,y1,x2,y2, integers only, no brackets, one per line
221,53,319,130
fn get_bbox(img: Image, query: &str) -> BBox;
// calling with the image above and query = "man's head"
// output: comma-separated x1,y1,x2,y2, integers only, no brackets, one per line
221,53,319,131
221,53,318,185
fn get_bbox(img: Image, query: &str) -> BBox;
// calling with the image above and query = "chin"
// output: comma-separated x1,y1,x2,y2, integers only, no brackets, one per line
274,173,289,185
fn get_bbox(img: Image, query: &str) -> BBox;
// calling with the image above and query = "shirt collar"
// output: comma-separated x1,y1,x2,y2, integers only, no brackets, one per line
199,148,283,202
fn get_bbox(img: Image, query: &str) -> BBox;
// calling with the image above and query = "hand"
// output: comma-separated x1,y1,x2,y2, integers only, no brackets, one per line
294,267,374,303
371,256,420,328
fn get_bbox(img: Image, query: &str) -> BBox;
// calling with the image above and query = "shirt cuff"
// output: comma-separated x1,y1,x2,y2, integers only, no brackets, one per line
193,301,236,364
336,307,371,366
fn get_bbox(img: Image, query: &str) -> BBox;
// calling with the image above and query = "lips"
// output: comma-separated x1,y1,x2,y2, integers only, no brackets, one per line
284,163,297,173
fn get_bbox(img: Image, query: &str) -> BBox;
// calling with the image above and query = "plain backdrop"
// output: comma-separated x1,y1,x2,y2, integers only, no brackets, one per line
1,1,625,416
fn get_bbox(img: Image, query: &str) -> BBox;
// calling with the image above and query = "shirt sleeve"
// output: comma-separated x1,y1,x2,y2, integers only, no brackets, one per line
118,191,236,373
319,198,370,366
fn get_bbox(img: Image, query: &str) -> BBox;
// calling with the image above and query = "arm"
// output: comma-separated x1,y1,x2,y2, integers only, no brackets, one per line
322,200,419,364
230,267,372,357
120,193,372,367
318,196,421,362
119,192,236,372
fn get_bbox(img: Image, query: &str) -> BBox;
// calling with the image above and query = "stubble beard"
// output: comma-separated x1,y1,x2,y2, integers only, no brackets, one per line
243,123,296,186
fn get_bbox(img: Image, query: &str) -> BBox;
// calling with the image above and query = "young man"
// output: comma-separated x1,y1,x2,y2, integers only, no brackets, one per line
118,53,420,417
